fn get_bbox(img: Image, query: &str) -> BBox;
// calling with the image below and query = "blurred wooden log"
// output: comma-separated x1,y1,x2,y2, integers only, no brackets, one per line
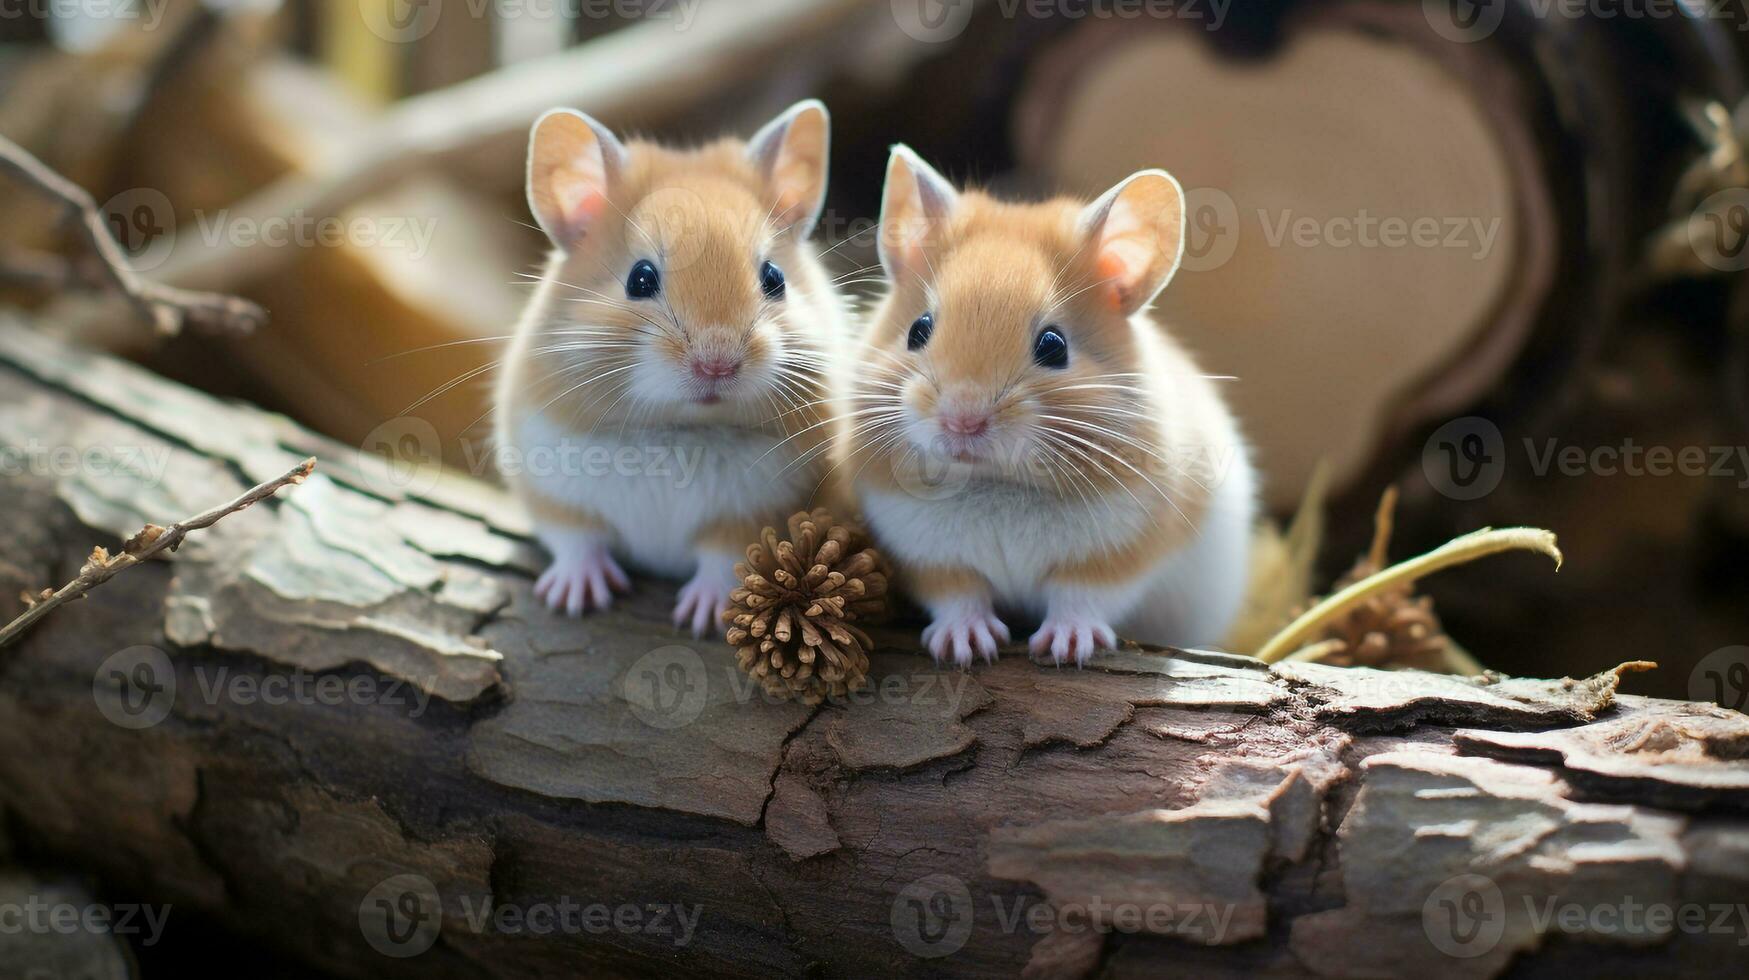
143,0,875,294
1,319,1746,978
116,54,525,461
1007,1,1632,515
0,4,252,257
229,176,529,462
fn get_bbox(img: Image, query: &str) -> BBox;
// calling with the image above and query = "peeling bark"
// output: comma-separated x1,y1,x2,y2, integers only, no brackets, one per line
1,318,1747,979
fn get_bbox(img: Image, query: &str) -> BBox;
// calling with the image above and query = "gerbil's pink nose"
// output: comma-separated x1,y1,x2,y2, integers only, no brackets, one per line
940,411,990,437
690,356,741,381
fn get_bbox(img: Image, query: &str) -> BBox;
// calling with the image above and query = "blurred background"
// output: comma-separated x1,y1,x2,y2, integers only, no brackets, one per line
3,0,1748,703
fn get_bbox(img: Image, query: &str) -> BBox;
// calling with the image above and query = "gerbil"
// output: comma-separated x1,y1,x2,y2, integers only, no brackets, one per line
844,146,1257,665
497,101,844,636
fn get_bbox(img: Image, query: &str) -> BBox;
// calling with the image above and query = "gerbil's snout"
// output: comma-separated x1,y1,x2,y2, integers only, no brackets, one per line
939,408,990,438
689,354,742,381
681,331,753,404
925,390,999,462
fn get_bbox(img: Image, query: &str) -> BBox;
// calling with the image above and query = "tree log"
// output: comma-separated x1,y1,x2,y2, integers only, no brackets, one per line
0,317,1746,979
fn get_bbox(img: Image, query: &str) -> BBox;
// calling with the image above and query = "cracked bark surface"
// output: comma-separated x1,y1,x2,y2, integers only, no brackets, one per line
1,318,1747,979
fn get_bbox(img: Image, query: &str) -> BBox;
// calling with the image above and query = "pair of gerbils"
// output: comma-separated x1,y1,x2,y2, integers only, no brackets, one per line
495,100,1255,667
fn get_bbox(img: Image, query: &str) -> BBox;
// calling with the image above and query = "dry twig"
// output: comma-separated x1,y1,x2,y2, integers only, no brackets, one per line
0,458,315,649
0,134,266,336
1256,525,1563,665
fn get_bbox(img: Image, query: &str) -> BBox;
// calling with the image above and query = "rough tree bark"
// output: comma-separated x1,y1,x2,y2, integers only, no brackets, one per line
0,317,1746,979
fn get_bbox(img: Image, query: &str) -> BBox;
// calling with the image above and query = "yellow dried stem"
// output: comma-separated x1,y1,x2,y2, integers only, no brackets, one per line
1257,527,1562,664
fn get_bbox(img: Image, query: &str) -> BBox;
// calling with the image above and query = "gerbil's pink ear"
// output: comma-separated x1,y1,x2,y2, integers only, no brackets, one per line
878,144,958,282
527,108,628,249
747,99,831,236
1078,170,1186,315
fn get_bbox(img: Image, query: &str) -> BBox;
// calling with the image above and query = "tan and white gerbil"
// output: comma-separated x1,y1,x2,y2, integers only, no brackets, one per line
497,101,843,635
844,146,1257,666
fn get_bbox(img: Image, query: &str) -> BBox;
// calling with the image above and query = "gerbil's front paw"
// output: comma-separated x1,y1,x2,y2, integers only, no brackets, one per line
673,564,736,639
1029,615,1117,667
922,605,1010,668
535,546,630,617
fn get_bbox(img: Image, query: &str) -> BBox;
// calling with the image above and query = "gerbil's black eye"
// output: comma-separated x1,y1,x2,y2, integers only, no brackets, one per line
907,313,934,351
1033,327,1069,369
760,261,786,300
625,259,661,300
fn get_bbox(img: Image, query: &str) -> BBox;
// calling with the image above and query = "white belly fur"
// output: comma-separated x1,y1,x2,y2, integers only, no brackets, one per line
863,449,1257,647
513,411,816,578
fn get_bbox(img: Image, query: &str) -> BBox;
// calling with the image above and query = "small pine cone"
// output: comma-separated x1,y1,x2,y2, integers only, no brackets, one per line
724,509,891,704
1310,548,1452,672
